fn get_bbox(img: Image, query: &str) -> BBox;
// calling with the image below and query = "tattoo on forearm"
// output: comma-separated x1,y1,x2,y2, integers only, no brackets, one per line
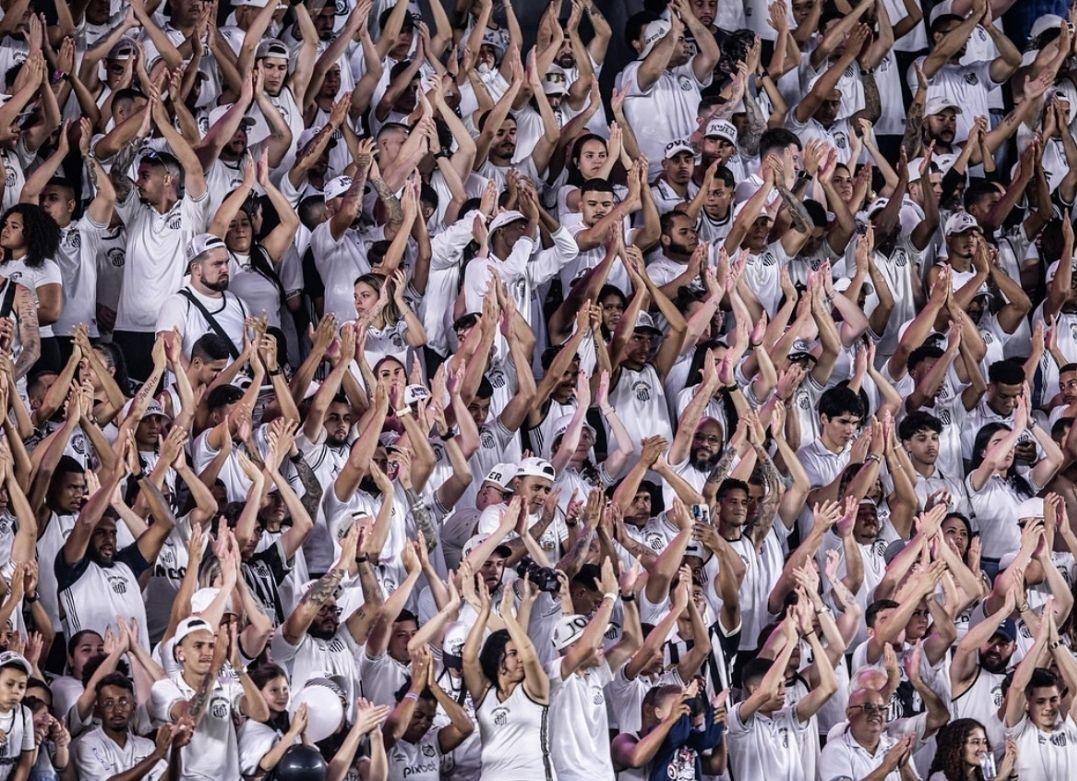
187,668,217,722
371,178,404,224
707,447,737,487
292,455,323,519
778,186,812,233
405,488,439,551
742,87,766,157
901,100,924,160
304,568,344,606
861,71,881,125
109,137,143,201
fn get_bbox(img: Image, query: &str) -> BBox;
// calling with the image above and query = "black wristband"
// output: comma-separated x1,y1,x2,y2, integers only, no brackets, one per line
25,592,38,604
620,592,635,602
268,368,282,377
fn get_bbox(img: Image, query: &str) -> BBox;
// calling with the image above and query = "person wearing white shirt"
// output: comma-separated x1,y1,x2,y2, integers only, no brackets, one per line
149,616,271,781
1002,610,1077,781
156,234,248,360
73,673,171,781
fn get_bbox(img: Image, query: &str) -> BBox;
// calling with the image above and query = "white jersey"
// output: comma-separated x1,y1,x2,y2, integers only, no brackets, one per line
57,543,152,650
0,705,35,780
606,364,672,454
0,255,62,339
270,628,363,720
951,665,1007,756
727,705,810,781
546,659,615,781
156,284,248,357
54,217,110,336
474,684,553,781
387,728,443,781
1006,714,1077,781
149,673,244,781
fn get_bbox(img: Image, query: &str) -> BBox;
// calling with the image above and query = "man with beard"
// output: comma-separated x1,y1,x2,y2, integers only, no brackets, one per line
157,234,248,359
666,363,724,504
274,525,374,719
73,672,185,779
950,588,1019,756
1003,606,1077,781
647,211,704,299
619,2,720,178
57,441,177,651
915,1,1021,146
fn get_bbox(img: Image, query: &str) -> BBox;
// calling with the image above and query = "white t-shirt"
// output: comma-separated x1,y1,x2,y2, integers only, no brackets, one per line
310,221,370,322
114,190,211,332
0,705,34,780
149,673,244,781
73,726,166,781
156,283,248,357
0,255,62,339
1006,714,1077,781
54,216,110,336
727,705,811,781
546,658,615,781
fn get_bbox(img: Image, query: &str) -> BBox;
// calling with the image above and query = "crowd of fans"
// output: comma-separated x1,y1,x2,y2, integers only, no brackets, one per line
4,0,1077,779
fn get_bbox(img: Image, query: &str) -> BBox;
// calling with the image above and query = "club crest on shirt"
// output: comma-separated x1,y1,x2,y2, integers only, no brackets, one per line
0,517,9,536
760,251,777,267
678,76,694,91
893,249,908,267
488,369,505,389
480,428,496,449
632,381,652,402
107,574,128,594
965,72,979,85
167,214,181,230
107,247,126,268
491,706,509,726
422,744,436,758
65,230,81,251
210,697,228,720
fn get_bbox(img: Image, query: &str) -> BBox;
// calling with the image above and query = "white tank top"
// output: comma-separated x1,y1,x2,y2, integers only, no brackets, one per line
951,665,1007,755
474,684,553,781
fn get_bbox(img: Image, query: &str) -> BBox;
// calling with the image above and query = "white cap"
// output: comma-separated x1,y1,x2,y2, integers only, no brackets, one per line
704,118,738,145
173,616,214,647
925,96,962,117
634,310,663,334
461,533,512,560
1016,497,1045,519
551,413,596,445
515,456,556,481
488,210,527,232
927,1,955,25
944,211,982,237
866,196,889,217
542,66,568,96
833,276,874,296
140,400,171,421
906,162,922,183
483,463,517,490
323,176,353,202
185,233,226,263
663,138,695,160
552,614,590,650
1030,14,1065,40
640,19,672,58
206,103,256,130
0,651,31,675
256,38,289,61
233,0,273,7
403,384,430,406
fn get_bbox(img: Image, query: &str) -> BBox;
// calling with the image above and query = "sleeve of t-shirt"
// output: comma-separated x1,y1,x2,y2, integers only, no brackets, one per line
181,189,211,233
817,740,855,781
116,543,151,579
55,548,91,593
270,626,302,662
155,294,188,339
148,679,182,725
18,706,33,750
74,735,115,778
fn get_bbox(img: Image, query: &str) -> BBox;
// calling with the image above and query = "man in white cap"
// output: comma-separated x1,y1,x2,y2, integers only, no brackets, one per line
789,31,862,165
309,170,373,322
475,457,567,558
156,234,248,359
651,139,699,216
619,3,720,178
440,463,517,570
917,1,1021,145
149,616,269,781
921,96,962,157
461,195,579,327
697,118,743,182
547,560,641,781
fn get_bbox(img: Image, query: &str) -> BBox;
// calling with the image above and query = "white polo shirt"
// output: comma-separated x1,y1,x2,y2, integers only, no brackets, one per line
727,705,811,781
149,673,244,781
819,713,928,781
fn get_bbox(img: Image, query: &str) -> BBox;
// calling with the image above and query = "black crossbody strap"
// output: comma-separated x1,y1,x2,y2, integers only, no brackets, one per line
178,289,241,359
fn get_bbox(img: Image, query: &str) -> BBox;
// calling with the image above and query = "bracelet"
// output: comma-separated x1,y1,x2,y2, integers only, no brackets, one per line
268,368,282,377
814,606,829,615
804,630,817,639
866,454,882,464
1050,641,1061,650
356,555,369,564
603,591,618,602
620,592,635,602
395,407,412,417
566,520,578,528
404,691,420,701
25,592,38,604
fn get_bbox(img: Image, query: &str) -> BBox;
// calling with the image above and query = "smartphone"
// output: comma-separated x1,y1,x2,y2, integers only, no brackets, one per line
691,504,711,525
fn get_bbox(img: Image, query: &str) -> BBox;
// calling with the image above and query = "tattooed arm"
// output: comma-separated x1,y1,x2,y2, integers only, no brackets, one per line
12,286,40,380
404,488,439,552
370,176,405,237
741,81,768,156
290,453,324,521
108,135,145,204
280,567,346,645
901,74,927,160
859,69,881,125
703,446,739,505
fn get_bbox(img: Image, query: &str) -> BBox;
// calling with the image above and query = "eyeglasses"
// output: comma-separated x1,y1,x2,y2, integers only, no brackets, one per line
693,435,724,445
850,703,887,717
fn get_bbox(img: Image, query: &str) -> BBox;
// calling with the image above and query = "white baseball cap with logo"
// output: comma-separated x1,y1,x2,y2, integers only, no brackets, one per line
323,176,353,202
640,19,672,58
704,118,738,145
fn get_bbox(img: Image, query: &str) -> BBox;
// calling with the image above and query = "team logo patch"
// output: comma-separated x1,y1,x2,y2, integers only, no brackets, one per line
893,250,908,267
492,706,509,726
632,381,652,402
167,215,181,230
422,744,436,757
107,247,126,267
678,76,694,91
760,251,777,267
480,429,495,449
65,230,81,251
210,697,228,719
489,370,505,389
965,72,979,85
108,575,128,594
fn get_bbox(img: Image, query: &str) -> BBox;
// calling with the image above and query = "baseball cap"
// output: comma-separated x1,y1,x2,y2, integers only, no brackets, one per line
640,19,672,59
141,400,171,421
664,138,695,160
516,456,556,481
704,118,738,145
207,103,256,130
634,311,663,335
256,38,289,61
0,651,31,675
298,127,337,151
927,1,956,25
483,463,517,491
108,39,136,61
185,233,226,263
1030,14,1065,41
461,534,512,560
906,162,922,183
991,618,1018,643
323,176,353,202
551,414,596,444
866,197,889,218
488,210,527,232
233,0,273,6
173,616,214,646
542,66,568,96
403,384,430,407
1016,497,1045,520
944,211,982,237
924,96,962,117
553,614,590,650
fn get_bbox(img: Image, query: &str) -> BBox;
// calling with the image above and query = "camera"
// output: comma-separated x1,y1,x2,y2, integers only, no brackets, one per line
515,557,561,594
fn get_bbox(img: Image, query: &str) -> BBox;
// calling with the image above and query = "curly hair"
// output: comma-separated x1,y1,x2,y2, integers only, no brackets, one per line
1,203,61,268
928,718,989,781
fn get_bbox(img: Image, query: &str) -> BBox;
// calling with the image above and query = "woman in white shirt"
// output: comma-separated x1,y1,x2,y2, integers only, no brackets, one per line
926,717,1016,781
0,203,62,370
354,271,427,373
